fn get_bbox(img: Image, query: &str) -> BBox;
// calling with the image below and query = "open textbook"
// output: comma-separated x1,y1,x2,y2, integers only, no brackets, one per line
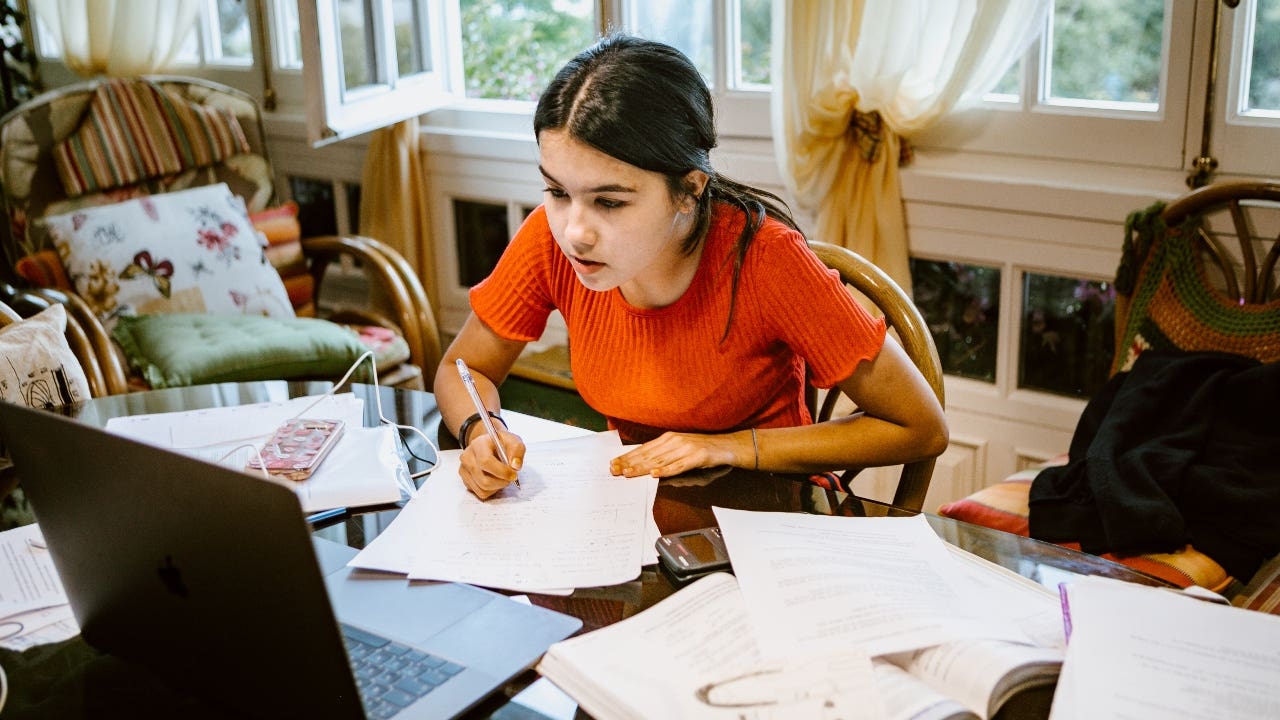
539,511,1067,720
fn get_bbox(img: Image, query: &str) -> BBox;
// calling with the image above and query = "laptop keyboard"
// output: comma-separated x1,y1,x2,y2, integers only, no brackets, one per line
341,623,466,719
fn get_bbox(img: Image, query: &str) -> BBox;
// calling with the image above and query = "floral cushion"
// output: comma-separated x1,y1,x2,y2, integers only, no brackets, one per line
0,304,91,408
38,183,293,331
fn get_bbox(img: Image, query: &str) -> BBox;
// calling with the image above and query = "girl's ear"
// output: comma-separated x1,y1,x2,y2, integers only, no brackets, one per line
681,170,710,212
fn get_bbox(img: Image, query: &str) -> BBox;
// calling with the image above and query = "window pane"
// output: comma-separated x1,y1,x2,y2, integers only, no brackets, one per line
910,259,1000,383
277,0,304,69
986,60,1022,101
628,0,714,85
454,200,509,286
1019,273,1116,399
338,0,376,91
290,177,338,238
214,0,253,62
1247,0,1280,113
393,0,426,76
737,0,771,87
460,0,594,101
1047,0,1164,108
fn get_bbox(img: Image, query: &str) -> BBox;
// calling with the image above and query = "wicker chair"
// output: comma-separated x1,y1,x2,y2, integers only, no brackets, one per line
0,75,441,391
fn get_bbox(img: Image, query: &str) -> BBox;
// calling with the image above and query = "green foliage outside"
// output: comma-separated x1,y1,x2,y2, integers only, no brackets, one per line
1050,0,1164,103
460,0,595,101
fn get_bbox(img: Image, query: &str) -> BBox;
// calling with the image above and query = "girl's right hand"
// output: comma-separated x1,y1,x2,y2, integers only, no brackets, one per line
459,429,525,499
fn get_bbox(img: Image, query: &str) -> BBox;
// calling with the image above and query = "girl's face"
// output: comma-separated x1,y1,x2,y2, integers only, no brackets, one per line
537,129,705,308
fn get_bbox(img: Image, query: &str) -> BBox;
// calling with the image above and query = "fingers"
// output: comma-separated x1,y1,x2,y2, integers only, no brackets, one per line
460,432,525,500
610,432,730,478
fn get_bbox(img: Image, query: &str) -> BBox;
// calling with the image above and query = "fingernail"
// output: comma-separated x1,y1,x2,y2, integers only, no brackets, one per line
512,458,522,470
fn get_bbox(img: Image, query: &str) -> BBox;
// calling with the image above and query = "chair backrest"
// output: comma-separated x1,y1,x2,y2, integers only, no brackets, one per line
1113,180,1280,374
0,283,129,398
805,240,946,514
0,75,274,274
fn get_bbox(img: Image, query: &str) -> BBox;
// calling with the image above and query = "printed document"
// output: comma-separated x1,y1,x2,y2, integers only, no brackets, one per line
1051,575,1280,719
713,508,1028,659
0,524,79,650
352,431,658,592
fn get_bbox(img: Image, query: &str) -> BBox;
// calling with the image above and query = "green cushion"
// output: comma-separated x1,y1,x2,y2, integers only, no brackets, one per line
112,313,372,388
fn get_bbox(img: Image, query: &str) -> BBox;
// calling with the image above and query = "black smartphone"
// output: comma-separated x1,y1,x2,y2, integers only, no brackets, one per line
656,526,731,578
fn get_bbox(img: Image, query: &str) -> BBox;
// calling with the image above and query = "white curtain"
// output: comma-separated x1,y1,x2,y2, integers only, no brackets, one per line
771,0,1050,292
29,0,200,77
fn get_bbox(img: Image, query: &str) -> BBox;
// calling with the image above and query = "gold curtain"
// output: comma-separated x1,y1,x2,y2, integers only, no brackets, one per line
358,117,439,314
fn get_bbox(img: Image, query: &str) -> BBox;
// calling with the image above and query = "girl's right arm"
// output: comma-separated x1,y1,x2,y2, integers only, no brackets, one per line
434,313,529,499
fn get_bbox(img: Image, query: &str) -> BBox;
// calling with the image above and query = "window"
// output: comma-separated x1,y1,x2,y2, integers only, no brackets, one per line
918,0,1196,169
297,0,457,146
1216,0,1280,176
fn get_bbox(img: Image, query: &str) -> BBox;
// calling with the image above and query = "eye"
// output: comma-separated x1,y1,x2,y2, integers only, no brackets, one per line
543,186,567,199
596,197,625,209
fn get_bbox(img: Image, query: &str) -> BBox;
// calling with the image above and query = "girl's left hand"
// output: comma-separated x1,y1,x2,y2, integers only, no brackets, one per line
609,431,748,478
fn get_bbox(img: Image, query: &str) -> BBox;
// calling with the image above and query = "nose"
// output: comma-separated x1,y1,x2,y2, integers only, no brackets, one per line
562,201,595,254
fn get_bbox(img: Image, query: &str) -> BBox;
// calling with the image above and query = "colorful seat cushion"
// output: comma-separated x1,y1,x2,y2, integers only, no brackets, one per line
53,78,250,198
38,183,293,331
112,313,373,389
938,475,1234,593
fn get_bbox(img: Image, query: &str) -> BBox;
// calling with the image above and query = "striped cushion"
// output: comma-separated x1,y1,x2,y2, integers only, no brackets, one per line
53,79,251,198
938,473,1234,593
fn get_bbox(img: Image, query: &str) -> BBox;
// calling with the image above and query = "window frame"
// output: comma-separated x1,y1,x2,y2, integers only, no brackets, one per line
1213,0,1280,177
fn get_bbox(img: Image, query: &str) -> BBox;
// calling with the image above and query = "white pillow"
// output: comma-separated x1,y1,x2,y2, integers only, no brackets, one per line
41,183,294,330
0,304,91,408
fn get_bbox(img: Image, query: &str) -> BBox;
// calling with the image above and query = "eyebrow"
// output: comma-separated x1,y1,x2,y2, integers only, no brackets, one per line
538,166,637,194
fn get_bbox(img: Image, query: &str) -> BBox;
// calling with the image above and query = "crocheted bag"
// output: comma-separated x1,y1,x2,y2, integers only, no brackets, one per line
1112,202,1280,375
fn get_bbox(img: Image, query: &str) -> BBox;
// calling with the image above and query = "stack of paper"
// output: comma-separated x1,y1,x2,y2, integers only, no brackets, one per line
539,509,1067,720
0,524,79,650
350,431,659,594
104,393,407,513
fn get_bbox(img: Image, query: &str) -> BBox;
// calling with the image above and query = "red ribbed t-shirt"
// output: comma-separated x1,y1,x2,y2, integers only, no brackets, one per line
470,202,886,443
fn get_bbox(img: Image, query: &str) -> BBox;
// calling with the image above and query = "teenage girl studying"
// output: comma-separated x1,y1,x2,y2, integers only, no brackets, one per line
435,34,948,500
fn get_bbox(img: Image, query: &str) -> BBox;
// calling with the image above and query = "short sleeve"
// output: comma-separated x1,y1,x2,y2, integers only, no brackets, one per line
468,207,559,342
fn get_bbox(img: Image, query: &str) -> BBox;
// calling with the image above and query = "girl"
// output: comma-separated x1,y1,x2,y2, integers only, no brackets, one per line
435,34,947,500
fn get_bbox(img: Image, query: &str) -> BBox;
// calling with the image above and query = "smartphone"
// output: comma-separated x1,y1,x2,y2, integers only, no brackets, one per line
247,418,345,482
656,526,732,578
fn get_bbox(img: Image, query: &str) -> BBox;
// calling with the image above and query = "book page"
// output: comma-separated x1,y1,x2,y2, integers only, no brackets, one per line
886,639,1063,719
538,573,886,720
1052,576,1280,719
871,660,976,720
713,509,1027,659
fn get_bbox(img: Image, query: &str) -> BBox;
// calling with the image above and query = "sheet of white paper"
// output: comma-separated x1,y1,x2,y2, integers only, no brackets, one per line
713,508,1027,660
353,431,655,593
946,544,1067,649
1051,576,1280,720
408,432,653,591
539,572,886,720
0,524,67,620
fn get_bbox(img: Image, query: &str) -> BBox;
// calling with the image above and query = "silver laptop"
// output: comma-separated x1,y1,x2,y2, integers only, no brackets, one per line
0,401,582,719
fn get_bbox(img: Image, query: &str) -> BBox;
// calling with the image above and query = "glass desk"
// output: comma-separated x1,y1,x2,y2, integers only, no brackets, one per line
0,381,1171,719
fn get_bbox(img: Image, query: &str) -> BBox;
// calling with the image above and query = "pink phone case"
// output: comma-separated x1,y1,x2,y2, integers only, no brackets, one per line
247,418,345,481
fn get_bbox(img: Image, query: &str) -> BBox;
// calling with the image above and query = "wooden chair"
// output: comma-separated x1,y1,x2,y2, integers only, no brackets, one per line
806,240,946,514
0,75,441,391
938,180,1280,592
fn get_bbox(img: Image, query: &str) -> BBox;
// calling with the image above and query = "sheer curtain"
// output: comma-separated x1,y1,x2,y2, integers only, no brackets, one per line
358,118,439,315
29,0,200,77
771,0,1050,292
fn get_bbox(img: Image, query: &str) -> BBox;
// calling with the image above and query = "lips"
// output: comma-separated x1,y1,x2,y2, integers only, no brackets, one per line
570,255,605,275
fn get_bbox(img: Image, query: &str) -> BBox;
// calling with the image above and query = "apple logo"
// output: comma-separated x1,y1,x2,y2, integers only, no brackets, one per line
158,555,189,598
